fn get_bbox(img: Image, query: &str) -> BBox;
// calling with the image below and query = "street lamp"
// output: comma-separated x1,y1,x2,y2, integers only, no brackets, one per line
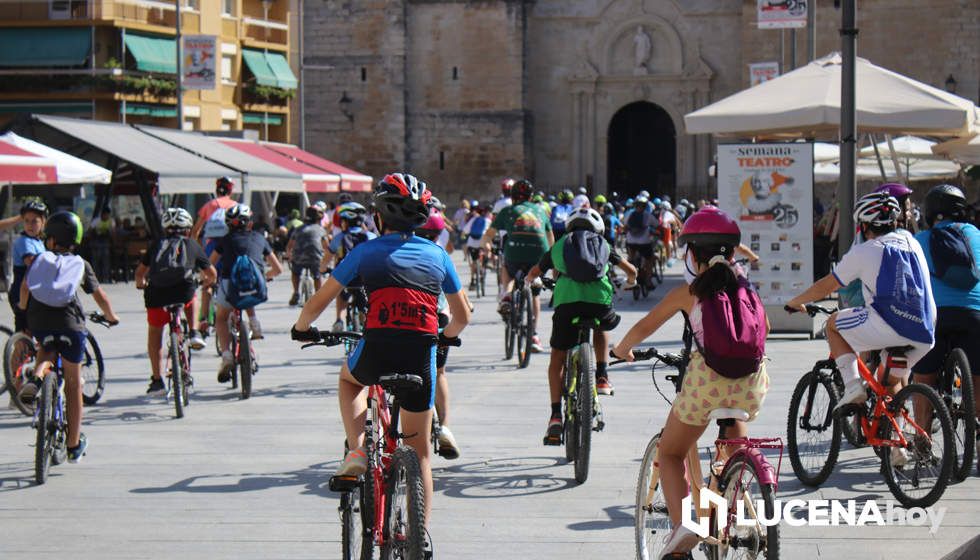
339,91,354,122
944,74,957,94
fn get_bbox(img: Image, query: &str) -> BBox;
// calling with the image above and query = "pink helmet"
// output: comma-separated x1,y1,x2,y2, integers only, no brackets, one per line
679,206,740,247
419,208,446,231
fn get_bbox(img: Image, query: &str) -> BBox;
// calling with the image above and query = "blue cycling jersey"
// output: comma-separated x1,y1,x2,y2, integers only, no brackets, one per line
915,221,980,311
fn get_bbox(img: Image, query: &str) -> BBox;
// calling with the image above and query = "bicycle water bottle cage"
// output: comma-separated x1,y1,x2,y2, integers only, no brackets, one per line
378,374,423,392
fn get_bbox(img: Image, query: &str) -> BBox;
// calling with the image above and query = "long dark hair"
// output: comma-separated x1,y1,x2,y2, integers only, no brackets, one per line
689,244,738,300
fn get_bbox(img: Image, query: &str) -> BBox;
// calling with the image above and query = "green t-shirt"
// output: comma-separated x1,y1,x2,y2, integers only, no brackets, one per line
492,201,552,264
540,235,618,307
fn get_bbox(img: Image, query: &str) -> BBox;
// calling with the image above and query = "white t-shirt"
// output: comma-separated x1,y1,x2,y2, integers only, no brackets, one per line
462,216,487,249
436,229,450,249
572,194,589,208
492,196,512,214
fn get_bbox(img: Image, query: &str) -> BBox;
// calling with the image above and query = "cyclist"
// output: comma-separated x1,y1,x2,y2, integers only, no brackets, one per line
611,206,769,557
599,202,621,247
191,176,238,336
325,202,376,332
8,200,47,334
291,172,471,525
876,182,916,232
526,208,636,442
492,178,514,214
911,184,980,420
461,203,491,289
550,189,574,238
19,211,121,462
572,186,589,209
481,179,554,352
624,196,657,288
286,205,330,307
787,192,935,411
210,204,283,381
532,192,551,217
135,208,216,395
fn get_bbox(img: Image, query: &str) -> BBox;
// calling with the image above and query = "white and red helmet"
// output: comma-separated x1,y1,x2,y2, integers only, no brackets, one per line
374,173,432,231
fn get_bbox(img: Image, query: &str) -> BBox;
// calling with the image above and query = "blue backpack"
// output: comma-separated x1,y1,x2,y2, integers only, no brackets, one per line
871,241,934,344
226,255,267,310
551,204,571,235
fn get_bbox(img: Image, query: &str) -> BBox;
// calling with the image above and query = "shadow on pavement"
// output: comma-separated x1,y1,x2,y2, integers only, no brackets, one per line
0,460,40,492
129,460,340,498
434,456,576,499
566,504,633,531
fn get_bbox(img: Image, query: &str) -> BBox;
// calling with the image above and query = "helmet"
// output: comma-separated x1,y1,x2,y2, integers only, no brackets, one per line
602,202,616,215
429,195,445,210
225,204,253,229
20,199,48,217
419,208,446,232
652,197,662,207
559,189,574,203
313,200,328,210
162,208,193,230
565,207,604,234
853,192,900,226
634,195,649,206
375,173,431,231
638,190,650,199
531,193,544,203
289,209,301,220
625,197,634,206
578,186,587,195
679,206,741,247
44,211,83,248
338,201,367,215
874,182,912,201
923,184,968,224
338,192,353,204
470,199,479,209
501,178,515,195
594,194,607,205
661,201,672,210
512,179,533,202
305,205,324,223
216,176,235,196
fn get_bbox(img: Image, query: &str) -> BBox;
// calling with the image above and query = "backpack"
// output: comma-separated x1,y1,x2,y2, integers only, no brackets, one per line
871,241,934,344
551,205,571,234
562,230,610,282
627,209,648,235
226,255,267,310
467,217,488,241
203,207,229,239
692,276,766,379
341,230,370,260
148,237,192,288
929,224,980,290
26,251,85,308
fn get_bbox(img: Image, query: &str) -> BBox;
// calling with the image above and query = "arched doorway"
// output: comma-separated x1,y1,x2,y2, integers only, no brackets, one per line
607,102,676,199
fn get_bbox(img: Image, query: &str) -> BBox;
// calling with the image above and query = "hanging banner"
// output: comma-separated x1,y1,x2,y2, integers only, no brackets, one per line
757,0,808,29
183,35,217,90
716,143,814,305
749,62,781,86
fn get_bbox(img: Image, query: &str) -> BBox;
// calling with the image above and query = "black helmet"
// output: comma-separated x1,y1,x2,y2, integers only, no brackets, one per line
20,199,48,218
375,173,431,232
924,184,968,225
216,176,235,196
512,179,533,202
225,204,253,230
305,205,324,223
44,211,83,248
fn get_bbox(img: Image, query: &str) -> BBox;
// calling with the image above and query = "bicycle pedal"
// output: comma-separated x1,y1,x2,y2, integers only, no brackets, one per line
328,475,362,492
543,435,562,446
593,421,605,432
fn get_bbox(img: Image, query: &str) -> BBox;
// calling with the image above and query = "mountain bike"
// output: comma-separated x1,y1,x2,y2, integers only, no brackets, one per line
228,308,257,400
627,249,652,301
918,345,975,482
0,325,13,397
610,333,781,560
303,330,442,560
298,267,316,306
785,304,954,508
164,304,193,419
506,269,535,368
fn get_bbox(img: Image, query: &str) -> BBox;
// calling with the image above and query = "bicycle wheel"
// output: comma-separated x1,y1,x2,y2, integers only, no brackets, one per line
636,432,670,560
713,450,779,560
341,483,365,560
943,348,975,482
81,333,106,405
881,383,954,508
382,446,426,560
478,260,487,298
515,291,529,367
563,351,577,462
787,370,841,486
229,318,240,389
830,369,864,448
4,333,36,416
238,317,253,400
574,342,594,484
0,325,11,395
169,329,185,419
34,371,55,485
518,288,533,369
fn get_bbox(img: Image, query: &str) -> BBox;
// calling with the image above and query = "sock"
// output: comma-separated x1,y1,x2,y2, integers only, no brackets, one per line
595,362,608,380
835,353,860,385
550,402,561,418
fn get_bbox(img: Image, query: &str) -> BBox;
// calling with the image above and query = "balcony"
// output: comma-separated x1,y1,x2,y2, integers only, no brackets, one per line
241,16,287,47
0,1,201,33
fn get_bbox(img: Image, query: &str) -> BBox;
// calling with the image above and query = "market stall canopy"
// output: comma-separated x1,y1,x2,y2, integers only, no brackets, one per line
32,115,236,194
932,134,980,166
0,132,111,184
684,53,979,137
814,158,960,183
0,136,57,185
857,135,945,160
814,142,840,163
135,125,303,193
219,139,340,193
262,142,373,192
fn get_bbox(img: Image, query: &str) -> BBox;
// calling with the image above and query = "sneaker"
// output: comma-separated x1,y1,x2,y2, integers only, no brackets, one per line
596,376,614,396
67,433,88,463
17,377,41,407
661,525,699,557
146,377,166,396
543,417,563,445
335,447,368,477
437,425,460,460
332,319,344,333
217,352,234,383
833,380,868,413
289,293,300,306
250,320,263,340
530,335,544,353
890,446,910,468
188,331,206,351
497,295,512,318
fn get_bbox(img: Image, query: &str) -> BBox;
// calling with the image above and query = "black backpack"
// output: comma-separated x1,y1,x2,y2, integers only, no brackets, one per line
929,223,980,290
562,230,610,282
149,237,192,287
341,230,370,259
627,209,647,235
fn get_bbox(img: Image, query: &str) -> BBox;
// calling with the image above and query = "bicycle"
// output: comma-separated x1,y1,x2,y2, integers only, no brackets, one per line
343,286,369,355
933,347,975,481
610,333,781,560
302,330,439,560
785,304,955,507
298,267,316,306
227,308,257,400
0,325,14,397
473,250,487,299
627,250,652,301
163,304,193,419
505,269,534,368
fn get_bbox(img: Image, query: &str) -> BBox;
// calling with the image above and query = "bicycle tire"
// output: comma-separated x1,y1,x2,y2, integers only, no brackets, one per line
881,383,954,508
518,288,533,369
574,342,594,484
635,432,669,560
170,330,185,419
341,483,365,560
4,333,36,416
0,325,11,395
944,348,975,482
831,370,864,448
478,260,487,298
787,370,841,486
515,290,529,368
229,317,240,389
238,317,252,400
563,351,577,463
81,332,106,405
382,446,426,560
713,451,779,560
35,371,55,485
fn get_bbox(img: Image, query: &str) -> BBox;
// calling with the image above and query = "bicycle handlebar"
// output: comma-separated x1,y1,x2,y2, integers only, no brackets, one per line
295,327,461,349
608,347,684,368
784,303,836,317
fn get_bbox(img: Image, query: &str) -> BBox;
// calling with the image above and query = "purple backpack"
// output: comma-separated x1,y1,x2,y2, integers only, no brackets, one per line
693,275,766,379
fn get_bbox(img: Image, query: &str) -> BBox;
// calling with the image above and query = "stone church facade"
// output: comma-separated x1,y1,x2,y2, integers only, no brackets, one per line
302,0,978,204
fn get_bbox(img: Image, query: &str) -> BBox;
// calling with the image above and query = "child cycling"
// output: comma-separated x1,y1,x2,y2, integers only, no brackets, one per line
286,205,330,307
19,211,121,462
461,203,491,289
525,207,636,444
325,201,376,332
8,200,47,333
611,206,769,558
787,192,936,410
291,173,470,527
136,208,217,395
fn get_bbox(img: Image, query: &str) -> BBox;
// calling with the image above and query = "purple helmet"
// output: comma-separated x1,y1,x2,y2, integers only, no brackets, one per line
874,182,912,200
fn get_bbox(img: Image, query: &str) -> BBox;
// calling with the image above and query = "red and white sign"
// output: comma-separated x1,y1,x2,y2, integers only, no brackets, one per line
183,35,217,90
749,62,781,86
757,0,808,30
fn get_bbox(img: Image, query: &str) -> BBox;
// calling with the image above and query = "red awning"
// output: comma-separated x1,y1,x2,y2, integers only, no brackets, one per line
0,138,58,185
219,139,340,193
263,142,373,192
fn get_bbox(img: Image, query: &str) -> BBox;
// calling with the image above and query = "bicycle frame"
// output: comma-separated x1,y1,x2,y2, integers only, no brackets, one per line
364,383,399,548
853,354,932,449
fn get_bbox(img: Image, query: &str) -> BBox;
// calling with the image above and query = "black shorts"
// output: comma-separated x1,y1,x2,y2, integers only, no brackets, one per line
340,285,368,305
550,303,620,351
291,263,322,280
627,243,653,259
912,307,980,375
505,260,535,280
347,331,437,413
467,247,482,262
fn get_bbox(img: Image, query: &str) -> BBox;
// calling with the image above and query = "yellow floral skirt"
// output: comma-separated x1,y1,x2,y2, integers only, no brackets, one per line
671,351,769,426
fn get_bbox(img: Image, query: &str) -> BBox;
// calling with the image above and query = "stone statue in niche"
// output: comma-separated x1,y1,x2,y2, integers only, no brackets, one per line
633,25,651,75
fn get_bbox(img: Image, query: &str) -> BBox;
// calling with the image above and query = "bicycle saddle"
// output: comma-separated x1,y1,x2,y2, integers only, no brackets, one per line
708,408,751,422
885,345,914,356
378,374,424,391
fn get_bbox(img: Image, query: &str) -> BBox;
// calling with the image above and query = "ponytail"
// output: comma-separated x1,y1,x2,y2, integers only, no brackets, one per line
689,245,738,300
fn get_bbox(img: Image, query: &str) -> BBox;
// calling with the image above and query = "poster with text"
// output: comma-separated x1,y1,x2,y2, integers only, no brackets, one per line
716,143,814,305
757,0,807,29
183,35,217,90
749,62,780,86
